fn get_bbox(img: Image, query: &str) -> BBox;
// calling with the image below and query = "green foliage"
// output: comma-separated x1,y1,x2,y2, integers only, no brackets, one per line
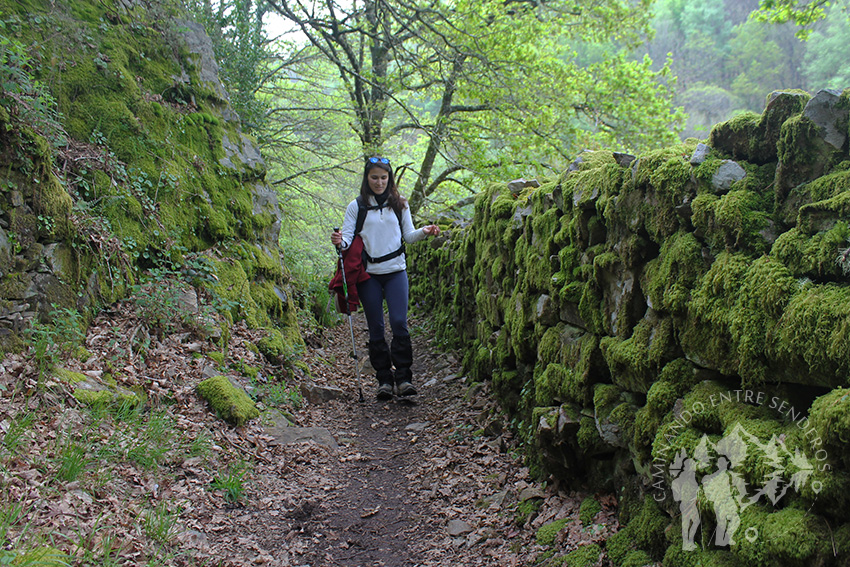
250,376,303,409
801,1,850,88
210,460,249,502
183,0,270,130
0,19,66,148
752,0,832,39
142,502,180,545
54,434,89,482
26,306,85,383
2,412,34,455
126,410,177,469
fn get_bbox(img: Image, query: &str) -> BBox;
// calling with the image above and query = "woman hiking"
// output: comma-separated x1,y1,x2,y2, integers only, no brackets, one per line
330,156,441,400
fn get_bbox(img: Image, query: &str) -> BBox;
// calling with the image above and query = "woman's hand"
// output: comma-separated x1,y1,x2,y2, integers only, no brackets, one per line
423,225,441,237
331,230,342,246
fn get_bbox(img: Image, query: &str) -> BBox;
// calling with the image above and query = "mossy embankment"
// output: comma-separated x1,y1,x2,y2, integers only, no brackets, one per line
410,89,850,566
0,1,301,361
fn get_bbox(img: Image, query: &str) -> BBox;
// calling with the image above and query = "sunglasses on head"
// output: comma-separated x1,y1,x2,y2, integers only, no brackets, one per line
367,157,390,165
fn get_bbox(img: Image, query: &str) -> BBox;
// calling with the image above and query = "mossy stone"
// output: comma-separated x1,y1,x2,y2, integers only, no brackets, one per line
196,375,259,426
536,518,568,546
561,543,602,567
579,496,602,526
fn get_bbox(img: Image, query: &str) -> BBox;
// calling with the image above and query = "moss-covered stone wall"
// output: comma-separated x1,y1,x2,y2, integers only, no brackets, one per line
409,89,850,566
0,1,301,361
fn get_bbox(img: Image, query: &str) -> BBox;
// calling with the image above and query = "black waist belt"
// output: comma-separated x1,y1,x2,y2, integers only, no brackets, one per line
365,243,405,264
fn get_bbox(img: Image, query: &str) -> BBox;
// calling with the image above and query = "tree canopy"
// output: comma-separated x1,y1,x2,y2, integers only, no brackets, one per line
264,0,684,215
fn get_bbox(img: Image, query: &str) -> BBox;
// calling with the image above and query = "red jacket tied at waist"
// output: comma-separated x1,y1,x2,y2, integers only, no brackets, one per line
329,235,370,313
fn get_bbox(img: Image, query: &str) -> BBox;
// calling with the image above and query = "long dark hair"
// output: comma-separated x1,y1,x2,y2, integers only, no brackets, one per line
359,157,407,215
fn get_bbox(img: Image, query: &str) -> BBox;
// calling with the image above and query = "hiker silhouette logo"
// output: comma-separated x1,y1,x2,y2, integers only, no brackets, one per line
668,422,823,551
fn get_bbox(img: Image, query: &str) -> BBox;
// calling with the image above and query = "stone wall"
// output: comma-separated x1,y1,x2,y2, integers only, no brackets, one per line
409,89,850,566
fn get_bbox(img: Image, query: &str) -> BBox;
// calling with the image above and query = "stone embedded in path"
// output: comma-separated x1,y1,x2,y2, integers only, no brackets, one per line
447,519,474,537
405,422,429,432
265,424,339,452
299,382,346,404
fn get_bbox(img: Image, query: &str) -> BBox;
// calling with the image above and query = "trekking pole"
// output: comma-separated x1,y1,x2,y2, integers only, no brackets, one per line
335,228,364,402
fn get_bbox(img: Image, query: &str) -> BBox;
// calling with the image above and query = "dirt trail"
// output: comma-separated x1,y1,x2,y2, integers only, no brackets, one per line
223,313,620,567
243,313,532,567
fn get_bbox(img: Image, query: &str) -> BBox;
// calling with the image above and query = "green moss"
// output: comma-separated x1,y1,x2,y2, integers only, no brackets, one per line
579,496,602,526
490,193,518,219
577,415,603,452
797,188,850,235
642,231,705,314
256,326,303,364
692,190,771,254
771,222,849,278
620,550,653,567
208,351,226,366
606,528,636,565
73,388,115,407
535,363,574,406
601,315,676,393
775,111,845,203
561,543,602,567
663,546,744,567
537,518,569,546
733,505,831,567
593,383,621,411
74,346,92,362
633,360,702,457
680,252,750,376
808,388,850,452
54,368,88,384
728,255,797,384
626,497,669,559
515,497,543,525
709,111,761,161
775,283,850,384
196,375,259,426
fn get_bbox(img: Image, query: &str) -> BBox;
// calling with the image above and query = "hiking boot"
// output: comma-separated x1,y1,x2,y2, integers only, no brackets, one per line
376,383,394,400
396,381,417,397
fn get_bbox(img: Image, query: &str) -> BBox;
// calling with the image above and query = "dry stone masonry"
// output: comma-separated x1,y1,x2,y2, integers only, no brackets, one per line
409,89,850,566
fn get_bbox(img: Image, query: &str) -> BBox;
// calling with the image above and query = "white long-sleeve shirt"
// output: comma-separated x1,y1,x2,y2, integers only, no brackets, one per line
339,196,426,274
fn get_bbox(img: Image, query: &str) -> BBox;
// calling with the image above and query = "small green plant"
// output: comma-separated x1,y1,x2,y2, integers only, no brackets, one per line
0,500,28,545
26,306,85,383
143,502,180,545
2,412,35,454
210,461,250,503
55,436,88,482
127,410,175,469
0,25,67,148
250,376,303,409
189,429,212,458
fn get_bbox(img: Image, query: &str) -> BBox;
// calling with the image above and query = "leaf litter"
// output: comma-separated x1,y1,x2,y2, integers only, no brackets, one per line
0,302,624,566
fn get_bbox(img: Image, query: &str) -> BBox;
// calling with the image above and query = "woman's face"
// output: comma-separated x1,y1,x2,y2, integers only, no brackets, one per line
367,167,389,195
